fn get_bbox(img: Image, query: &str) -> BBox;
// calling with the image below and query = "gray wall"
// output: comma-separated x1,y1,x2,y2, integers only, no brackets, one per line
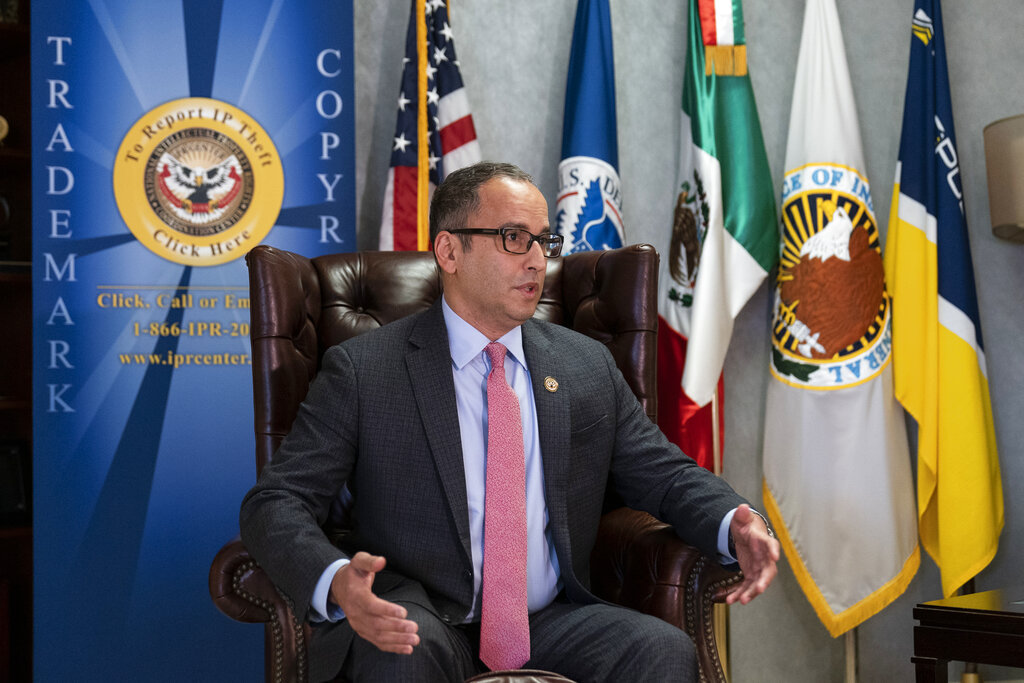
353,2,1024,681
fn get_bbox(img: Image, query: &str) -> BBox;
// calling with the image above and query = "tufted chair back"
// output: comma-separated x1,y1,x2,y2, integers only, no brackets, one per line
246,243,658,476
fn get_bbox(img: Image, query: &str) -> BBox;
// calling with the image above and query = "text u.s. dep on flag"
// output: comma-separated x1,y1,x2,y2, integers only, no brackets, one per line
657,0,776,471
555,0,624,255
761,0,919,637
379,0,481,252
884,0,1003,599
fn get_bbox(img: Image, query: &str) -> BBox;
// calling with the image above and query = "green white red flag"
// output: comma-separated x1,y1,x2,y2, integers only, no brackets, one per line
658,0,776,470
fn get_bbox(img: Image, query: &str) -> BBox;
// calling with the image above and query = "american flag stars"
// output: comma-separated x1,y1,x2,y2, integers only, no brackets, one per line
378,0,481,251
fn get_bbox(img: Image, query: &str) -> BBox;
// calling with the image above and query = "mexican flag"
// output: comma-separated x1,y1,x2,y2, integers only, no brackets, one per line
657,0,776,471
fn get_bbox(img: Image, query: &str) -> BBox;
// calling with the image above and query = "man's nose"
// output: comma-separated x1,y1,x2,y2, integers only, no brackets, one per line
525,239,547,269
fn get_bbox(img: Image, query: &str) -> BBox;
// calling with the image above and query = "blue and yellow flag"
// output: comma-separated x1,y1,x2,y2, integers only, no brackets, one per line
884,0,1003,598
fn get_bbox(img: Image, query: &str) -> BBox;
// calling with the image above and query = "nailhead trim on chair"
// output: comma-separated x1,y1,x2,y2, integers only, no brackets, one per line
231,559,309,683
686,558,743,683
279,590,307,683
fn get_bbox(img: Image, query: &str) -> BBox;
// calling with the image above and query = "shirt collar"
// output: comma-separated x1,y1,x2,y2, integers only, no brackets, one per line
441,295,526,371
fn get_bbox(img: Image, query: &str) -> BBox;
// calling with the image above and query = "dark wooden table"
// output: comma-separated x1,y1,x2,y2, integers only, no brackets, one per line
913,586,1024,682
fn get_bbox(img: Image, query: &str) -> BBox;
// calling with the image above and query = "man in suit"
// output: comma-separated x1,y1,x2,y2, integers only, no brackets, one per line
240,161,779,682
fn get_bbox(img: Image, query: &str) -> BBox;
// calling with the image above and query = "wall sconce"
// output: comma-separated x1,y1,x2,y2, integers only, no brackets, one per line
983,113,1024,243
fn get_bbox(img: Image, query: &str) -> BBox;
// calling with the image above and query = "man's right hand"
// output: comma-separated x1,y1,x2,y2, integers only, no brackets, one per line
330,552,420,654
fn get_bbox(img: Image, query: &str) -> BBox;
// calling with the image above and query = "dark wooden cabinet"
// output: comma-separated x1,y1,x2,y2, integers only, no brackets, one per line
0,15,30,261
0,528,29,683
0,2,33,682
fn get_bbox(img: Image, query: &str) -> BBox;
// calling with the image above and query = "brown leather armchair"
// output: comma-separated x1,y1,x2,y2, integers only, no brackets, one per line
209,243,739,683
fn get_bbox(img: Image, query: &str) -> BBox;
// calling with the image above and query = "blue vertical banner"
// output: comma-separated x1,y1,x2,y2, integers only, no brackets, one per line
31,1,354,679
555,0,624,254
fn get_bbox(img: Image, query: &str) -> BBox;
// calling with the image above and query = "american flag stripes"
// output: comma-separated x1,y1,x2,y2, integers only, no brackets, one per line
379,0,481,251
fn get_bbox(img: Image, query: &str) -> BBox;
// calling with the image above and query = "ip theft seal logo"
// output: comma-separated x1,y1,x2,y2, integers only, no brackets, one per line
114,97,284,266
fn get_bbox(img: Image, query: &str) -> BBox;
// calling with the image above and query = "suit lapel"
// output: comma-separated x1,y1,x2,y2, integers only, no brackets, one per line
522,320,573,560
406,302,474,567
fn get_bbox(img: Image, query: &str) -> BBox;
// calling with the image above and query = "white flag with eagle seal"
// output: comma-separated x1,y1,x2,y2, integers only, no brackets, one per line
761,0,919,637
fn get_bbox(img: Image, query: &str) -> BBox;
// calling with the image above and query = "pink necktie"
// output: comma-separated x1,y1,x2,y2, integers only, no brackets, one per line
478,342,530,671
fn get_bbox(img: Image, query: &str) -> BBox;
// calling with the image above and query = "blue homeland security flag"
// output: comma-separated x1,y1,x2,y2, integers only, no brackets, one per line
379,0,481,251
556,0,624,253
884,0,1003,598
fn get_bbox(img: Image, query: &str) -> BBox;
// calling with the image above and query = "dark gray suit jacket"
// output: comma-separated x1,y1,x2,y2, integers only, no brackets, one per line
240,301,746,681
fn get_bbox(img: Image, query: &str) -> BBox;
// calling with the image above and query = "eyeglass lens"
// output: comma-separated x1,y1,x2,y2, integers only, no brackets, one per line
503,228,561,257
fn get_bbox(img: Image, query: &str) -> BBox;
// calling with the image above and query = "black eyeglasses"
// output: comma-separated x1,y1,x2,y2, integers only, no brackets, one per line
447,227,563,258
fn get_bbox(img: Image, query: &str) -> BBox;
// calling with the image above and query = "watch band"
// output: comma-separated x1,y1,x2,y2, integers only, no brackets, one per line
727,508,776,559
750,509,776,538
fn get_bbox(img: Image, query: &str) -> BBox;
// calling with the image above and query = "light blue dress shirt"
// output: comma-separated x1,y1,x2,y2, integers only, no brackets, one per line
441,296,562,619
310,297,739,622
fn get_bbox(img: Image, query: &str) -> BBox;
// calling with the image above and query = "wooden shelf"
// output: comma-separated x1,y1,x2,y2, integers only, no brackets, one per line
0,526,29,541
0,148,30,166
0,263,30,276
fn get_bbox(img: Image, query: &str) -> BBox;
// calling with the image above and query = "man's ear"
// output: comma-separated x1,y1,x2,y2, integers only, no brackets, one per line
434,231,460,275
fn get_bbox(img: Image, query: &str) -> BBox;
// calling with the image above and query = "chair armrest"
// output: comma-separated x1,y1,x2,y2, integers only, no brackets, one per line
209,537,278,624
591,508,741,683
209,537,312,682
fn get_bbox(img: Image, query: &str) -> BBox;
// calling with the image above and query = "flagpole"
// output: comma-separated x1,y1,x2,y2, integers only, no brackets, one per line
712,381,722,477
414,0,429,250
845,629,857,683
710,387,730,679
959,579,981,683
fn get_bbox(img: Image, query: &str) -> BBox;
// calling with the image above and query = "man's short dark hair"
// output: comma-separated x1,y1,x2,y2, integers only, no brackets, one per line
429,161,535,248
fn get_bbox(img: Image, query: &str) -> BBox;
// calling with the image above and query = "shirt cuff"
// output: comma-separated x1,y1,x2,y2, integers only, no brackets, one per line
311,558,350,622
717,508,739,564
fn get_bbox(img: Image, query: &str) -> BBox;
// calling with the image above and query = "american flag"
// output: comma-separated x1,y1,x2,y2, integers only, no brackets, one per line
379,0,481,251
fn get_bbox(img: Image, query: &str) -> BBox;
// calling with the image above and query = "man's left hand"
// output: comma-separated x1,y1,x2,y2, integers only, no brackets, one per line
721,504,780,605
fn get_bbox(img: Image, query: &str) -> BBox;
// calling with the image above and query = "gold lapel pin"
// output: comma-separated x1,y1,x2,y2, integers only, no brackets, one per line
544,376,559,393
